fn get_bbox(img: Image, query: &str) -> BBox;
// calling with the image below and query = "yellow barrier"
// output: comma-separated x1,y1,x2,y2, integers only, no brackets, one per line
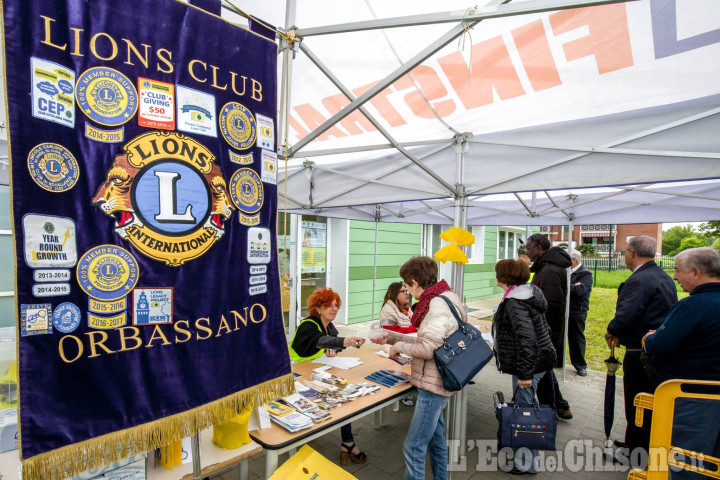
628,379,720,480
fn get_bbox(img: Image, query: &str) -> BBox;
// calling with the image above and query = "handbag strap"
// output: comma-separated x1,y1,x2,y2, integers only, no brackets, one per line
436,294,464,331
511,385,540,407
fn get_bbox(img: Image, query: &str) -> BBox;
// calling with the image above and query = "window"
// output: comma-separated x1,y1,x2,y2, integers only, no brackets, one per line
497,227,525,260
468,226,485,264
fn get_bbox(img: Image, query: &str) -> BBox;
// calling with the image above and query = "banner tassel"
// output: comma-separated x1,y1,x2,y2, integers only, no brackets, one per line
20,374,294,480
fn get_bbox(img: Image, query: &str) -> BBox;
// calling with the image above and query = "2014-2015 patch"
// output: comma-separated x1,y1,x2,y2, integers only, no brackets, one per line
92,131,235,266
27,143,79,192
229,168,264,215
76,245,139,301
219,102,256,150
52,302,81,333
76,67,138,126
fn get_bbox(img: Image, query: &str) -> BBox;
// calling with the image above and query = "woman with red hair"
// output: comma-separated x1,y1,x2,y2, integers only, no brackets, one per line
288,287,367,465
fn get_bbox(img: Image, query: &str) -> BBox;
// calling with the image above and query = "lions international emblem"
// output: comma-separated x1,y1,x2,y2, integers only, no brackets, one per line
92,131,234,266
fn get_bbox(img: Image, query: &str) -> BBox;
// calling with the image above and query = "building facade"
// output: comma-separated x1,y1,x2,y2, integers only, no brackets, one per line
539,223,664,255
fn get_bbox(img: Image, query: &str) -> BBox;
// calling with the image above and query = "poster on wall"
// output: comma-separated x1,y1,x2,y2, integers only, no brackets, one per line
1,1,293,478
301,221,327,273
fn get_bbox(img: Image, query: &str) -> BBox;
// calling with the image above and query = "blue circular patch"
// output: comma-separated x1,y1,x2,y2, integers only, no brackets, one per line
27,143,80,192
75,67,138,126
133,162,210,235
53,302,81,333
229,168,264,214
77,245,139,301
219,102,256,150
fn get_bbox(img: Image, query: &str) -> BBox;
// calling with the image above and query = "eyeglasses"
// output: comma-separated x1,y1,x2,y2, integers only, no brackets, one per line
401,289,409,294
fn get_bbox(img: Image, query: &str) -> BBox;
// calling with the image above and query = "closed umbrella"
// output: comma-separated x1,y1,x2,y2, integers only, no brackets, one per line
604,345,622,447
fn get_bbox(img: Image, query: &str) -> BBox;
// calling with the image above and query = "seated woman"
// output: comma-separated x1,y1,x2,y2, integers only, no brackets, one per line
379,282,413,328
379,281,415,406
288,287,367,466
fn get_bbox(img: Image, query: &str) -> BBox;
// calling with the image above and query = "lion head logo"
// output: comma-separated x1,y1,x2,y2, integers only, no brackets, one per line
92,153,234,240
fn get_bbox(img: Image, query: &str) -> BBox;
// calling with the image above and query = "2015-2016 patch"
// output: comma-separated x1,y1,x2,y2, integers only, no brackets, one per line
219,102,256,150
52,302,81,333
229,168,264,215
76,245,139,301
92,131,235,266
76,67,138,126
27,143,79,192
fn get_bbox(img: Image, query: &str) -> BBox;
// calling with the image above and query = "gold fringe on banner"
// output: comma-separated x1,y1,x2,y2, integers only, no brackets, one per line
20,373,295,480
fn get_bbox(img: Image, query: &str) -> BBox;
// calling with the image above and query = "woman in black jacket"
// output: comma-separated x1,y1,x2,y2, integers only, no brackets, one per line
492,259,556,474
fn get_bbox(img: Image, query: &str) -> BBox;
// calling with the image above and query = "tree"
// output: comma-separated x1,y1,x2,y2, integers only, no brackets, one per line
699,221,720,237
670,236,709,256
711,238,720,255
577,244,597,257
662,225,696,255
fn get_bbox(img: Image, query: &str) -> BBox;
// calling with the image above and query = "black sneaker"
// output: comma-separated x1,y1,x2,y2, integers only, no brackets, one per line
576,368,587,376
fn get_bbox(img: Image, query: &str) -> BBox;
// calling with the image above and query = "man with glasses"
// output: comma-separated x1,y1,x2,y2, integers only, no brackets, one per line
525,234,574,420
605,235,677,457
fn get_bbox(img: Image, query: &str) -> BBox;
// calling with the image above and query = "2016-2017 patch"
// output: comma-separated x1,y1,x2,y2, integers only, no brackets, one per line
52,302,81,333
76,245,139,301
229,168,264,215
76,67,138,126
92,131,235,266
21,304,53,336
219,102,256,150
27,143,79,192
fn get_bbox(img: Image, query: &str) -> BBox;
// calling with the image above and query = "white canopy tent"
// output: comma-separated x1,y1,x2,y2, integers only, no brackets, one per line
216,0,720,462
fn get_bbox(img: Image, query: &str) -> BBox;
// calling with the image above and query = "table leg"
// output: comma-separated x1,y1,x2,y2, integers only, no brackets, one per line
393,400,399,412
372,407,386,429
239,458,249,480
288,447,297,457
265,450,279,479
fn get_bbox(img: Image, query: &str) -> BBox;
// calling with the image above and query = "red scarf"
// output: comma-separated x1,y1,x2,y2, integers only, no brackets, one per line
411,279,451,327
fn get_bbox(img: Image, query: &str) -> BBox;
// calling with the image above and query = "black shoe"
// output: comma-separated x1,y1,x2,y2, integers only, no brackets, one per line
508,467,538,475
557,408,573,420
576,368,587,376
613,439,627,448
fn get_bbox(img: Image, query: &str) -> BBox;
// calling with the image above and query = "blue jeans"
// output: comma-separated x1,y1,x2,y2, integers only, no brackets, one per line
510,372,548,474
403,388,450,480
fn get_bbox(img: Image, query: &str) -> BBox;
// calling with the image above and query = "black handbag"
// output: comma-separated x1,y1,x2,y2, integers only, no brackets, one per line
433,295,493,392
495,386,557,451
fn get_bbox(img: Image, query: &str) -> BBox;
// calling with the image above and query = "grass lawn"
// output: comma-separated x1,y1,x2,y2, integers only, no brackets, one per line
578,268,687,373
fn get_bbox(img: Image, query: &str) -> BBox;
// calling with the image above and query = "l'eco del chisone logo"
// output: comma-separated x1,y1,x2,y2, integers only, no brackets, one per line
92,131,235,266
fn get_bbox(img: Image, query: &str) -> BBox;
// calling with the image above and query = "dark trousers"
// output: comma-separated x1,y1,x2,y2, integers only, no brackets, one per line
536,369,570,411
622,352,653,451
547,318,566,368
670,397,720,479
341,424,353,444
568,311,587,369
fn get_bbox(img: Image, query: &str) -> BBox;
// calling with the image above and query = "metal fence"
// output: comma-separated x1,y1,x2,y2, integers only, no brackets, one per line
583,254,675,271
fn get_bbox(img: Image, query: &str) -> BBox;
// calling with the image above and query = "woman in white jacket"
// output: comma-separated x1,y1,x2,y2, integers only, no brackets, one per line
379,282,412,328
372,257,466,480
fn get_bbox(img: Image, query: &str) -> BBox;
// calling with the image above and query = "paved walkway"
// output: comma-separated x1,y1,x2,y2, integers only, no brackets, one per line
212,298,632,479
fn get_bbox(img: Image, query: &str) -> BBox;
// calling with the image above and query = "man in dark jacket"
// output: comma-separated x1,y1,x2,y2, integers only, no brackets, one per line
525,234,573,419
606,235,677,454
569,250,593,376
642,247,720,479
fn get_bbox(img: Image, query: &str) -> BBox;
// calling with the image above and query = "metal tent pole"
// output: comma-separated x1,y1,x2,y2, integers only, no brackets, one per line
448,134,470,474
562,194,576,382
370,206,380,320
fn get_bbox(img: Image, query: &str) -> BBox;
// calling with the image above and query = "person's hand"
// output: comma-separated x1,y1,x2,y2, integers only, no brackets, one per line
605,331,620,348
574,282,582,286
326,349,337,357
370,331,389,345
517,379,532,389
641,330,656,350
343,336,365,348
388,345,401,359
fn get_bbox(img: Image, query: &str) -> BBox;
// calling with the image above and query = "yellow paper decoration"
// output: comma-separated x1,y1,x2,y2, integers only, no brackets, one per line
434,227,475,264
439,227,475,245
